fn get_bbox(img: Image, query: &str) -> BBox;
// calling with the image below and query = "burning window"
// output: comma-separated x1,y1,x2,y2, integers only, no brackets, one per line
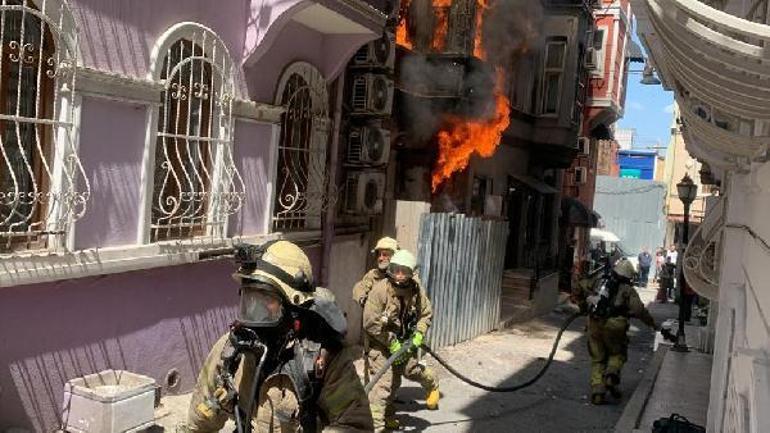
541,37,568,115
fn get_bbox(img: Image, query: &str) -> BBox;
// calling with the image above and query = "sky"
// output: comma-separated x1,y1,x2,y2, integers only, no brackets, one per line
616,35,674,154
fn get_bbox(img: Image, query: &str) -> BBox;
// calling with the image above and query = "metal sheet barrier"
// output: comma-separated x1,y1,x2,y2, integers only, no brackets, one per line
417,213,509,348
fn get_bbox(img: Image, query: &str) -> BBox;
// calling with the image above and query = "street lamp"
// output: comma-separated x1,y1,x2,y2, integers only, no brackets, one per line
640,62,662,85
672,173,698,352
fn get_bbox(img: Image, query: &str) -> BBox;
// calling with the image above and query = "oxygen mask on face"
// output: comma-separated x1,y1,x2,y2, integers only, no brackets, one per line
238,283,285,328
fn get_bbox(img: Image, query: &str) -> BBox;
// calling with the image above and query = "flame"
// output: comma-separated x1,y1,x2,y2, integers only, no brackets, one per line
431,0,452,51
431,69,510,192
473,0,489,59
396,16,413,49
396,0,413,49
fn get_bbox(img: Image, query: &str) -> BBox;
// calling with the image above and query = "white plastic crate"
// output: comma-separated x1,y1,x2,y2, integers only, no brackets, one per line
62,370,156,433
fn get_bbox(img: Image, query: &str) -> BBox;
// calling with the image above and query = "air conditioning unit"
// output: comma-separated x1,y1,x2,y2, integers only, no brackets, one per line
344,171,385,215
577,136,590,156
350,73,394,116
575,167,588,184
584,47,599,70
352,33,395,70
347,124,391,166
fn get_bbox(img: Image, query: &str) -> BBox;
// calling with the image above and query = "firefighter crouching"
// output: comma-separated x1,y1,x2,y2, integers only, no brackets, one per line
576,259,658,405
185,240,374,432
363,249,439,432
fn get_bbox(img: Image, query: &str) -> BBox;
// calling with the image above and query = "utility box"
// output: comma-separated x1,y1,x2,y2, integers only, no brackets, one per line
62,370,156,433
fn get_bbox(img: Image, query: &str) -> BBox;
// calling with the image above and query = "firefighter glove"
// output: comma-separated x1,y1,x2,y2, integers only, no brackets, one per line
411,331,424,349
389,339,402,356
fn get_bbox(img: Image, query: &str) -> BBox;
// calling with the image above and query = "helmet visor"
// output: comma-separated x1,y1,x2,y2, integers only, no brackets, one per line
238,285,284,327
387,263,414,285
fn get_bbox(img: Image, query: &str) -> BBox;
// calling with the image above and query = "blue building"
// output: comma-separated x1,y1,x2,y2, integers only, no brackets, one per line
618,149,658,180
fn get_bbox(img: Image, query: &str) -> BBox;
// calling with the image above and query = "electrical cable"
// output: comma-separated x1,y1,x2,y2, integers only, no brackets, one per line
364,311,583,394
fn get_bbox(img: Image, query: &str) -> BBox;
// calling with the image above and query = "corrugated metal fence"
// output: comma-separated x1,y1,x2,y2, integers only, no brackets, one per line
417,213,508,348
594,176,667,254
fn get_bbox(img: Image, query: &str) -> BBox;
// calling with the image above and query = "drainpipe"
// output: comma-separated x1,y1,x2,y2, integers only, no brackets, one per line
320,74,346,287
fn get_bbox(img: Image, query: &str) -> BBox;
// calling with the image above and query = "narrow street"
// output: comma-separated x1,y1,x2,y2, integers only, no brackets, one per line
392,286,675,433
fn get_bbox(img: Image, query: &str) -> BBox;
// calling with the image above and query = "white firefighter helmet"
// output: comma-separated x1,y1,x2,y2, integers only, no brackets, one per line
390,249,417,270
233,240,315,306
613,259,636,280
372,236,399,253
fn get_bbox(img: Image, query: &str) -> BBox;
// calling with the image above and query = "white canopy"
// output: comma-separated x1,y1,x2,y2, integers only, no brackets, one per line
590,228,620,243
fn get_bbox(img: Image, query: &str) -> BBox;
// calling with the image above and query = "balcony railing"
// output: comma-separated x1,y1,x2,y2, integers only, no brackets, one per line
644,0,770,168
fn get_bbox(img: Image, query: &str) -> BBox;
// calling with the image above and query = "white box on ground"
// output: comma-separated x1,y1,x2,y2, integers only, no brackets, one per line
62,370,156,433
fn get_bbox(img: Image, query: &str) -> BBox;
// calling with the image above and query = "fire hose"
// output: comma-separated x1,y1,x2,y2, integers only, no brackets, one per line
365,311,583,394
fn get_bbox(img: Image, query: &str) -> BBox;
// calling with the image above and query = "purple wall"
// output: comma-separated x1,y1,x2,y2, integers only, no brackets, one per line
74,97,146,249
228,120,274,237
0,260,238,432
245,20,372,101
70,0,249,78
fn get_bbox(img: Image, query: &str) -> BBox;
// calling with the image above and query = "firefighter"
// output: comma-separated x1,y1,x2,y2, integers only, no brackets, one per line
352,237,399,307
578,259,657,405
185,240,374,432
363,249,439,432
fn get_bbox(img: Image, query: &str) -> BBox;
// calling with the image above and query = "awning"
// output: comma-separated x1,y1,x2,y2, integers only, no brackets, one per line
626,39,645,63
590,228,620,243
510,173,559,194
561,197,599,227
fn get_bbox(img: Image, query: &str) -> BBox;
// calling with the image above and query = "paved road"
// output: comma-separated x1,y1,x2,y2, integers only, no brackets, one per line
391,285,677,433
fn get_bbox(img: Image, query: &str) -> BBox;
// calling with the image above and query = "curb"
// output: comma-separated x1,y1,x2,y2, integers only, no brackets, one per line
614,345,669,433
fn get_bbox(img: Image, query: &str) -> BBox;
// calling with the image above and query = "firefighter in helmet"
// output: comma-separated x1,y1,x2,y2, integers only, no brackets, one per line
578,259,657,405
185,240,374,432
353,237,399,307
363,249,439,432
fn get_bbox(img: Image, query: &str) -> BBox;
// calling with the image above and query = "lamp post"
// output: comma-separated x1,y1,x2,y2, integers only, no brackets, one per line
640,62,662,86
672,173,698,352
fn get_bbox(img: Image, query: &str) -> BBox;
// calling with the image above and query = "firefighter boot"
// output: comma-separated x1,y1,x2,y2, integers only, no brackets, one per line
426,386,440,410
604,373,622,400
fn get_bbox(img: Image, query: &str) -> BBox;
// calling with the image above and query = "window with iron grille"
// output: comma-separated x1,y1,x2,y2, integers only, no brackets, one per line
150,29,244,242
272,62,332,232
0,0,86,254
540,36,568,115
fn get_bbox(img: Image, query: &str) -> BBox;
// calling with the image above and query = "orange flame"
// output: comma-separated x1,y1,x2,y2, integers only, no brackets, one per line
396,16,413,49
431,69,510,192
431,0,452,51
473,0,489,59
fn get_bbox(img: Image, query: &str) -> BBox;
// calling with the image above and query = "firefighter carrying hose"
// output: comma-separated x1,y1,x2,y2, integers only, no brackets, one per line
185,240,373,432
363,249,439,432
575,259,658,405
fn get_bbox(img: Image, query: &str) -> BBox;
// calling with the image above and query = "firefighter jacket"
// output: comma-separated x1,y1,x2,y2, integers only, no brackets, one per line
574,276,656,329
186,333,374,433
362,278,432,352
352,268,386,307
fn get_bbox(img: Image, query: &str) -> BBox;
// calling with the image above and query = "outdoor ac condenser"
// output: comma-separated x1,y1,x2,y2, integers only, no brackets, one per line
346,124,391,166
344,171,385,215
352,33,395,70
350,73,394,116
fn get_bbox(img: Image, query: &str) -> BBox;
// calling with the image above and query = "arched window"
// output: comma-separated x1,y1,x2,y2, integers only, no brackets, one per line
149,25,243,241
0,0,85,253
272,62,332,232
